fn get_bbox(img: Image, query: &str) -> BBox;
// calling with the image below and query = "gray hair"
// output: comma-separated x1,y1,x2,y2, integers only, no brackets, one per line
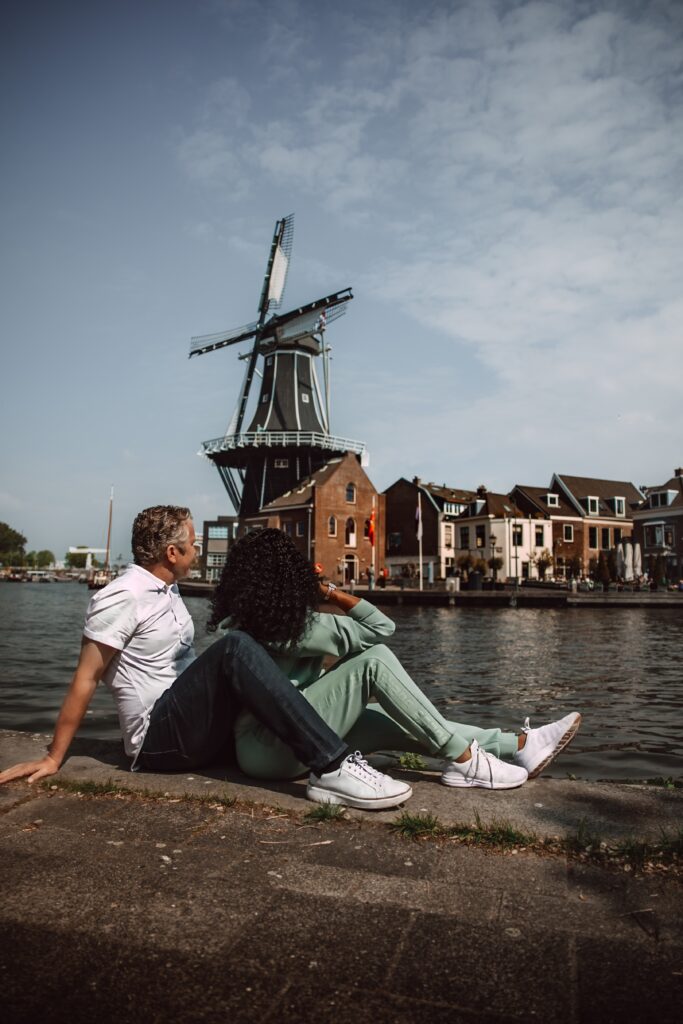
131,506,192,566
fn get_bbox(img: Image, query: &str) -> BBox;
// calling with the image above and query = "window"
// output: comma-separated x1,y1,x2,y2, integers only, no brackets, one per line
208,525,228,539
296,521,305,537
614,528,622,544
587,496,599,515
345,483,356,503
460,526,470,549
283,521,292,536
274,458,289,469
563,524,574,542
301,393,310,403
261,392,269,404
388,531,401,552
601,527,610,550
207,553,226,567
535,526,544,547
512,525,523,547
345,517,356,547
665,526,675,547
614,497,625,517
444,525,453,548
444,502,463,514
475,525,486,548
547,494,559,507
266,356,273,365
588,526,598,549
328,515,337,537
364,519,371,539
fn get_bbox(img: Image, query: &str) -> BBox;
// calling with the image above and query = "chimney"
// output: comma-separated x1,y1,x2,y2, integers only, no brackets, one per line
675,467,683,478
477,484,488,497
413,476,422,486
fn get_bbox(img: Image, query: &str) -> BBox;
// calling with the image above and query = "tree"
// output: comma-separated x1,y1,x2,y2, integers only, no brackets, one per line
37,550,55,568
487,556,503,580
0,521,27,565
457,553,474,573
567,554,582,579
534,548,553,581
596,551,611,589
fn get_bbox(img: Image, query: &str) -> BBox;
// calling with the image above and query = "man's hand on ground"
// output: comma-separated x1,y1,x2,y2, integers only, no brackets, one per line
0,753,61,785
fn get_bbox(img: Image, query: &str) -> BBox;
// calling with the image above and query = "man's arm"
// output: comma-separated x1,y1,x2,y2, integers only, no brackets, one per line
0,638,117,785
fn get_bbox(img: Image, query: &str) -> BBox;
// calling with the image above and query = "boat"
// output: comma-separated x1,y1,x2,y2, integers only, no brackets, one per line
87,487,117,590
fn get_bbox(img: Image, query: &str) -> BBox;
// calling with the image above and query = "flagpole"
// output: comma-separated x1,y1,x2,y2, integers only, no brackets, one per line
371,494,376,575
418,491,423,591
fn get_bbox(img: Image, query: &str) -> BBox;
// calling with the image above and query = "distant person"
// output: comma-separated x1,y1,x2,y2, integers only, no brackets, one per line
0,507,410,810
366,565,375,591
208,529,582,791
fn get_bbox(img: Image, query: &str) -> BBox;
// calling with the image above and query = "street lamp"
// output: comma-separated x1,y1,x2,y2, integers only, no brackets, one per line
489,533,497,581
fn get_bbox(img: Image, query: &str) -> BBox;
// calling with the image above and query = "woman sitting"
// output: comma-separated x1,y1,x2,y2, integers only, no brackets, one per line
209,529,580,799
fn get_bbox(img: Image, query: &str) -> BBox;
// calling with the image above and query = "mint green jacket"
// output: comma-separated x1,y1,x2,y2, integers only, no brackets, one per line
223,599,395,691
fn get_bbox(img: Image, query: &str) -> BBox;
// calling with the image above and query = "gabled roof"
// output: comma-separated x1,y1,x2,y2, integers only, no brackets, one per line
640,473,683,511
553,474,643,517
512,485,576,517
420,481,477,511
259,458,344,511
457,492,526,520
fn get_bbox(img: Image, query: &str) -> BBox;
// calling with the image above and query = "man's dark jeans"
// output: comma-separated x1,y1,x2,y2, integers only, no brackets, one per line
137,631,347,777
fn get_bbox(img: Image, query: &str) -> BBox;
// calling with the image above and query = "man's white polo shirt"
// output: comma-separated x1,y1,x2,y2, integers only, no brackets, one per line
83,563,196,766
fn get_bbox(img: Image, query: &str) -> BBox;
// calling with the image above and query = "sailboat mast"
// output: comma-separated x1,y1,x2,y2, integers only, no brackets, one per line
105,486,113,571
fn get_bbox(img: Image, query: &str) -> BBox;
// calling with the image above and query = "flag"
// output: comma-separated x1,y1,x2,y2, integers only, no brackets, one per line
368,508,375,547
415,499,423,542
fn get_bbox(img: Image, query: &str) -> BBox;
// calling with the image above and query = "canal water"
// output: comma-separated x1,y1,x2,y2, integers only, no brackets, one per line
1,583,681,781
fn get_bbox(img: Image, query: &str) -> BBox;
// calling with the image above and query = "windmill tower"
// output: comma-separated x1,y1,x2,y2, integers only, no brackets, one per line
190,215,367,516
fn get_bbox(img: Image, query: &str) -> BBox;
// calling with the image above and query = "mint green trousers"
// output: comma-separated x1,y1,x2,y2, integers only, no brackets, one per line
234,644,519,780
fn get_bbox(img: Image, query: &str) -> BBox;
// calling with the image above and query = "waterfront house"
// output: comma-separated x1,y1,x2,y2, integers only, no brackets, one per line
632,467,683,582
240,451,384,585
454,487,553,582
200,515,238,582
383,477,476,580
549,474,643,573
511,485,585,579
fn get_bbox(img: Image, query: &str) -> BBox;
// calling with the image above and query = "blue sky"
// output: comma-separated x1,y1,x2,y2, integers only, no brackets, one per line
1,0,681,560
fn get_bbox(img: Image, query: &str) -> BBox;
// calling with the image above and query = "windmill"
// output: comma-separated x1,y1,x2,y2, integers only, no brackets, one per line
190,214,366,516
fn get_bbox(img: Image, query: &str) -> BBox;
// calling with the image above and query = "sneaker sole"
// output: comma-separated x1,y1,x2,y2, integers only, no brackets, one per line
440,775,526,790
306,784,412,810
526,713,582,779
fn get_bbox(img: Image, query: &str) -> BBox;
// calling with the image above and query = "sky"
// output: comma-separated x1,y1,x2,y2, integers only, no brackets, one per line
1,0,682,560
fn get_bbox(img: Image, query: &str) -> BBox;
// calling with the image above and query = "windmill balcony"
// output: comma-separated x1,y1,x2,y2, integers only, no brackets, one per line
201,431,366,458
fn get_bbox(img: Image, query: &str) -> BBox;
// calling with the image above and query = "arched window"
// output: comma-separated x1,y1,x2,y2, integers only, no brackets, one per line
328,515,337,537
364,519,371,539
345,483,356,503
345,517,356,547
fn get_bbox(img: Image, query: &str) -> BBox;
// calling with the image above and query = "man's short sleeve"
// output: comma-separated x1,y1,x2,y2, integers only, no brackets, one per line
83,582,139,651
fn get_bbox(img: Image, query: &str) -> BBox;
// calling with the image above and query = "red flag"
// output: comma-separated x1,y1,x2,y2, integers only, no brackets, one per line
368,508,375,547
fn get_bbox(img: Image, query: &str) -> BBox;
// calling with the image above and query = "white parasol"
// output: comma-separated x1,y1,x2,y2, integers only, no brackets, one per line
633,541,642,579
616,542,625,579
624,540,634,581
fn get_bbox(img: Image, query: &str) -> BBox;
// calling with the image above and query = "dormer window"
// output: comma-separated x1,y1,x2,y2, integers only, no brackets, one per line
546,494,559,508
613,496,625,517
587,496,599,515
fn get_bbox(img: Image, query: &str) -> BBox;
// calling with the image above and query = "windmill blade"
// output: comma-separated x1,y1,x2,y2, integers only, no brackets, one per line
189,320,259,358
266,288,353,333
258,213,294,319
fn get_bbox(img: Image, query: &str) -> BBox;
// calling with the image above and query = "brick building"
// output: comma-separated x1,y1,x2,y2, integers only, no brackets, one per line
633,467,683,581
383,478,475,579
240,451,384,584
511,485,585,579
201,515,239,582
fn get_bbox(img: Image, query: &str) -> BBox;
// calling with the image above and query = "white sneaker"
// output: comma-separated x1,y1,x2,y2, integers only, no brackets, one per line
513,712,581,779
441,739,528,790
307,752,412,810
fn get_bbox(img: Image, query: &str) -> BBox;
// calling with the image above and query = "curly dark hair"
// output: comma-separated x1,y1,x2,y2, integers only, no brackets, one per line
208,528,320,648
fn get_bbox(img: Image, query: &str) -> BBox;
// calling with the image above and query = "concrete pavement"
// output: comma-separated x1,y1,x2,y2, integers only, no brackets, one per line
1,729,681,1023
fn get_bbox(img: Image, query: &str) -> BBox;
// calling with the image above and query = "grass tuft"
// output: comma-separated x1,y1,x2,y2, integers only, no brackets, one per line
389,811,443,839
397,752,428,771
304,802,348,822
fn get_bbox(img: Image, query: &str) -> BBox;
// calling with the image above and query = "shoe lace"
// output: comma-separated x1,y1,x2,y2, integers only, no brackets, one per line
345,751,383,781
521,716,531,734
465,743,494,788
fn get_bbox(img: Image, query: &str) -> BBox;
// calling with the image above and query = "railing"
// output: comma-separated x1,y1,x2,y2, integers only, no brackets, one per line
201,431,366,457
